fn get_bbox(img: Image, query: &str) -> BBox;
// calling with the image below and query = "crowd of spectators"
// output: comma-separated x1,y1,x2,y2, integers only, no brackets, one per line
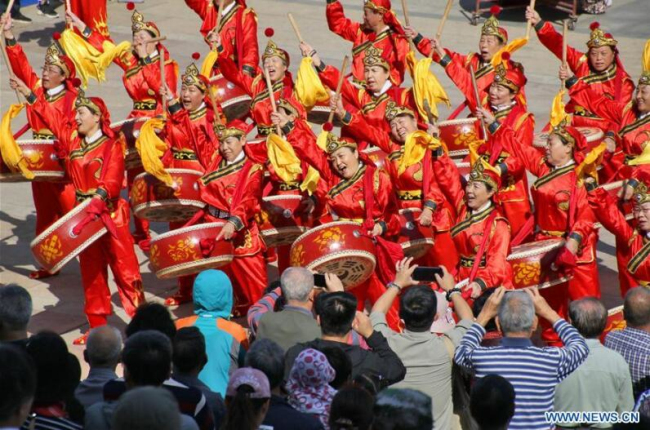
1,261,649,430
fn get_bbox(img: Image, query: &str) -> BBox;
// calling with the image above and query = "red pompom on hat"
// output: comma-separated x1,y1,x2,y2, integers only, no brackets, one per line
501,51,511,61
192,52,201,60
604,33,613,39
264,27,275,38
126,2,135,11
52,32,61,40
323,122,334,132
70,77,82,88
589,21,600,30
490,5,502,16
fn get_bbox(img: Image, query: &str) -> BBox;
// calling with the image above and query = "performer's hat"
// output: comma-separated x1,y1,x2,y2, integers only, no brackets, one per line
181,62,209,93
493,53,527,93
639,39,650,87
384,101,415,122
131,9,161,38
482,6,508,44
276,98,301,118
262,28,290,67
325,134,357,155
215,119,251,141
633,171,650,205
469,158,502,190
586,22,617,49
45,40,76,79
551,118,588,151
363,45,390,71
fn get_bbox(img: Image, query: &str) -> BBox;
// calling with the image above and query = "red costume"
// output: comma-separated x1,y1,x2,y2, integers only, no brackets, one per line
325,0,409,86
32,92,144,333
184,0,259,78
198,122,267,315
5,38,77,275
68,0,109,36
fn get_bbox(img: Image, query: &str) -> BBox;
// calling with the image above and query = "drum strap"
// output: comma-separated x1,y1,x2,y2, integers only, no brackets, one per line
467,211,498,293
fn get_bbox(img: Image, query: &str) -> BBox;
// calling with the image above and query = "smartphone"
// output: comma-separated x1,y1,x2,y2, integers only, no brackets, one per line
412,267,444,282
313,273,327,288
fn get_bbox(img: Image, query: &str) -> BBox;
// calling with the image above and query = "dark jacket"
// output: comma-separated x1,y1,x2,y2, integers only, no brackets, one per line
262,395,324,430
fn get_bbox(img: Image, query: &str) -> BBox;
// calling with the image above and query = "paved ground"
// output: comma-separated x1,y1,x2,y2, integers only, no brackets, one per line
1,0,648,368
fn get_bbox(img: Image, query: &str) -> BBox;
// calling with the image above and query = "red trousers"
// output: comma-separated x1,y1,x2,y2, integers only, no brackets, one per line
351,273,401,331
32,181,76,236
222,252,268,316
78,199,144,327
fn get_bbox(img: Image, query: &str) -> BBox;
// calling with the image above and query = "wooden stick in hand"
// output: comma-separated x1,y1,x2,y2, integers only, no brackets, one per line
208,85,223,127
159,47,167,117
400,0,415,52
287,13,303,43
263,67,282,135
3,0,15,20
0,34,21,102
436,0,454,41
213,0,225,36
525,0,537,39
327,55,349,125
470,65,488,140
423,98,437,126
561,19,568,90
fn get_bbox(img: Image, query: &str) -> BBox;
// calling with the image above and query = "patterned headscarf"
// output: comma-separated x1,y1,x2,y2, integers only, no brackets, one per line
286,348,337,428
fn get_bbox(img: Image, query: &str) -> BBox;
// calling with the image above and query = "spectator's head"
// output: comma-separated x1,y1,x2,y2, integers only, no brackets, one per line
126,303,177,341
0,284,32,341
496,291,537,337
0,344,36,428
172,327,207,377
353,370,385,396
329,385,374,430
280,267,316,307
624,286,650,330
287,349,337,426
470,374,516,430
316,292,357,337
193,270,234,319
473,288,499,332
569,297,608,339
84,325,123,369
112,386,181,430
264,280,285,312
122,330,172,388
399,286,437,332
25,331,81,406
245,338,285,392
222,368,271,430
318,345,352,389
372,388,434,430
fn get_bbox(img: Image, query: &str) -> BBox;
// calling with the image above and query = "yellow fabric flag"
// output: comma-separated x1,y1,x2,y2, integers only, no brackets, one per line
405,51,450,120
490,37,528,68
549,89,569,129
316,128,329,151
0,104,34,180
267,133,320,194
135,117,173,186
300,166,320,194
398,130,442,175
627,137,650,166
575,142,607,182
58,29,131,87
643,39,650,74
201,50,219,79
295,57,330,111
468,139,487,167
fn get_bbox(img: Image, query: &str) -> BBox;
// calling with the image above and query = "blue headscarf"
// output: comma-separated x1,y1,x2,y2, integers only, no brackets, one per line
193,269,233,319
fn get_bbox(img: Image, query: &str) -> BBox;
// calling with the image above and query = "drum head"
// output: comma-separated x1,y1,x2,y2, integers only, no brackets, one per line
262,227,309,248
134,201,204,223
306,252,376,290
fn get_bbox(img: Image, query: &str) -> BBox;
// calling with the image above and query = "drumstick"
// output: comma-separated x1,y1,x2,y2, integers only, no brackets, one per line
159,47,167,118
146,36,167,45
287,13,303,43
327,55,350,125
2,0,14,20
560,20,568,90
525,0,537,39
0,35,21,102
423,98,437,126
470,65,488,140
400,0,415,52
263,67,282,135
436,0,454,41
213,0,225,37
208,86,223,127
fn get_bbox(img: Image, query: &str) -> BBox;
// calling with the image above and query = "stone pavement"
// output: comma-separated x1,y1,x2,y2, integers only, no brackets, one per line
0,0,647,365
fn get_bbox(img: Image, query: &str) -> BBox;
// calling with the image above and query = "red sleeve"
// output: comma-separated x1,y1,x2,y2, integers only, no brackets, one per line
30,97,75,151
474,218,511,289
230,163,264,226
423,161,447,212
432,154,465,215
374,169,395,225
319,65,361,110
99,138,126,199
140,57,179,100
344,112,392,153
184,0,207,18
415,37,432,58
443,52,480,111
587,186,632,241
326,0,361,43
218,54,256,96
240,10,260,76
5,42,40,89
570,183,597,244
492,123,547,178
568,80,625,126
536,21,585,72
286,120,334,183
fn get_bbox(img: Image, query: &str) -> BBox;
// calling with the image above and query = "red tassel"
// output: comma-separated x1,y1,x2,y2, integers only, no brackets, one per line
192,52,201,60
501,51,511,61
604,33,613,39
53,32,61,40
490,5,502,16
126,2,135,11
264,27,275,38
70,78,82,88
323,122,334,132
374,236,405,285
199,238,216,258
589,22,600,31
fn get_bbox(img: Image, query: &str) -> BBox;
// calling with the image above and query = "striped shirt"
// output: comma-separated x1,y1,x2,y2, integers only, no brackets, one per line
454,319,589,430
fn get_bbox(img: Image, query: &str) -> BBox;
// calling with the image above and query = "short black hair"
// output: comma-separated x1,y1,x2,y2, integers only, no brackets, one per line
399,286,437,331
0,284,32,332
353,370,386,395
470,374,515,430
473,289,498,332
122,330,172,386
0,344,36,422
316,292,358,337
245,338,285,390
172,327,207,374
372,389,433,430
317,346,352,389
329,384,374,430
126,303,177,341
569,297,608,338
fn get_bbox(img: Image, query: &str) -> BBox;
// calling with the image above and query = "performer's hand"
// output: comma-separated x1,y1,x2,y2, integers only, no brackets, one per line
525,6,541,26
299,197,315,215
604,136,616,153
9,76,30,96
476,286,506,326
418,207,433,227
329,94,346,119
270,111,290,128
1,13,12,34
464,282,483,299
620,183,634,201
65,10,86,32
434,266,455,292
160,84,174,102
300,41,322,67
475,107,496,125
370,222,383,237
134,42,148,59
430,37,445,60
565,237,579,255
352,311,374,338
403,26,418,40
525,286,561,324
324,273,344,293
216,221,236,241
207,29,221,48
584,176,597,186
559,63,574,82
427,123,440,137
394,257,418,289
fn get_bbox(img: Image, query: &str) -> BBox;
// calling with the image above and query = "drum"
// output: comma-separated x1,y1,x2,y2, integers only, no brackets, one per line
397,208,434,259
290,221,376,289
362,147,388,170
455,161,471,178
258,195,314,248
149,222,234,279
112,117,150,171
438,118,480,153
210,74,251,121
131,169,205,223
507,238,572,289
306,101,343,127
30,198,108,273
533,127,604,150
600,305,625,343
0,139,65,182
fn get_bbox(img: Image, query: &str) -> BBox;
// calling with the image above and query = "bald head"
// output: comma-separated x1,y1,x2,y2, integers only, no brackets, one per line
280,267,315,303
85,325,123,368
569,297,607,338
624,287,650,329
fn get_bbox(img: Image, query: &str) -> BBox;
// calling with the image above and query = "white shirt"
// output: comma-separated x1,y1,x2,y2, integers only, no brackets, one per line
221,1,236,16
553,159,575,171
47,84,65,97
85,129,103,144
491,101,516,112
149,49,159,60
373,80,392,97
472,200,492,215
639,111,649,120
192,102,206,113
226,150,245,165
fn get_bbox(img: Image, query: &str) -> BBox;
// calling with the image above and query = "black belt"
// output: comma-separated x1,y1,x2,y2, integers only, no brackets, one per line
459,255,486,268
33,132,55,140
278,182,300,191
257,124,273,136
133,101,157,111
172,149,198,160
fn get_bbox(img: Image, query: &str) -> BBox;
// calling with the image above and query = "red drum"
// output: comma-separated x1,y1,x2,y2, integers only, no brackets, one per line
362,147,388,170
600,305,625,343
438,118,480,153
455,161,471,178
258,195,314,248
290,221,376,289
306,101,343,127
0,139,65,182
112,117,150,171
131,169,205,223
30,198,107,273
210,74,251,121
533,127,604,150
397,208,434,259
448,148,469,160
149,222,234,279
507,238,572,289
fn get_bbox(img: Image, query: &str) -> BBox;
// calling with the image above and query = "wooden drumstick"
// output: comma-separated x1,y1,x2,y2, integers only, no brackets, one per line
327,55,349,125
213,0,225,37
287,13,303,43
423,98,437,126
263,67,282,135
400,0,415,51
470,65,488,140
146,36,167,45
159,47,167,118
525,0,537,39
3,0,15,20
208,85,223,127
0,35,21,102
436,0,454,41
561,20,568,90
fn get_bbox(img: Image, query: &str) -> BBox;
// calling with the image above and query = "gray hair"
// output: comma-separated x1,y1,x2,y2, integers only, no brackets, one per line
497,291,535,335
86,325,123,366
569,297,607,338
245,338,285,390
624,286,650,328
280,267,314,302
113,386,181,430
0,285,32,331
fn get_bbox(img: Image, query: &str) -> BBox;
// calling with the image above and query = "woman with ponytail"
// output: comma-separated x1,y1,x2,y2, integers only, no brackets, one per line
220,368,271,430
